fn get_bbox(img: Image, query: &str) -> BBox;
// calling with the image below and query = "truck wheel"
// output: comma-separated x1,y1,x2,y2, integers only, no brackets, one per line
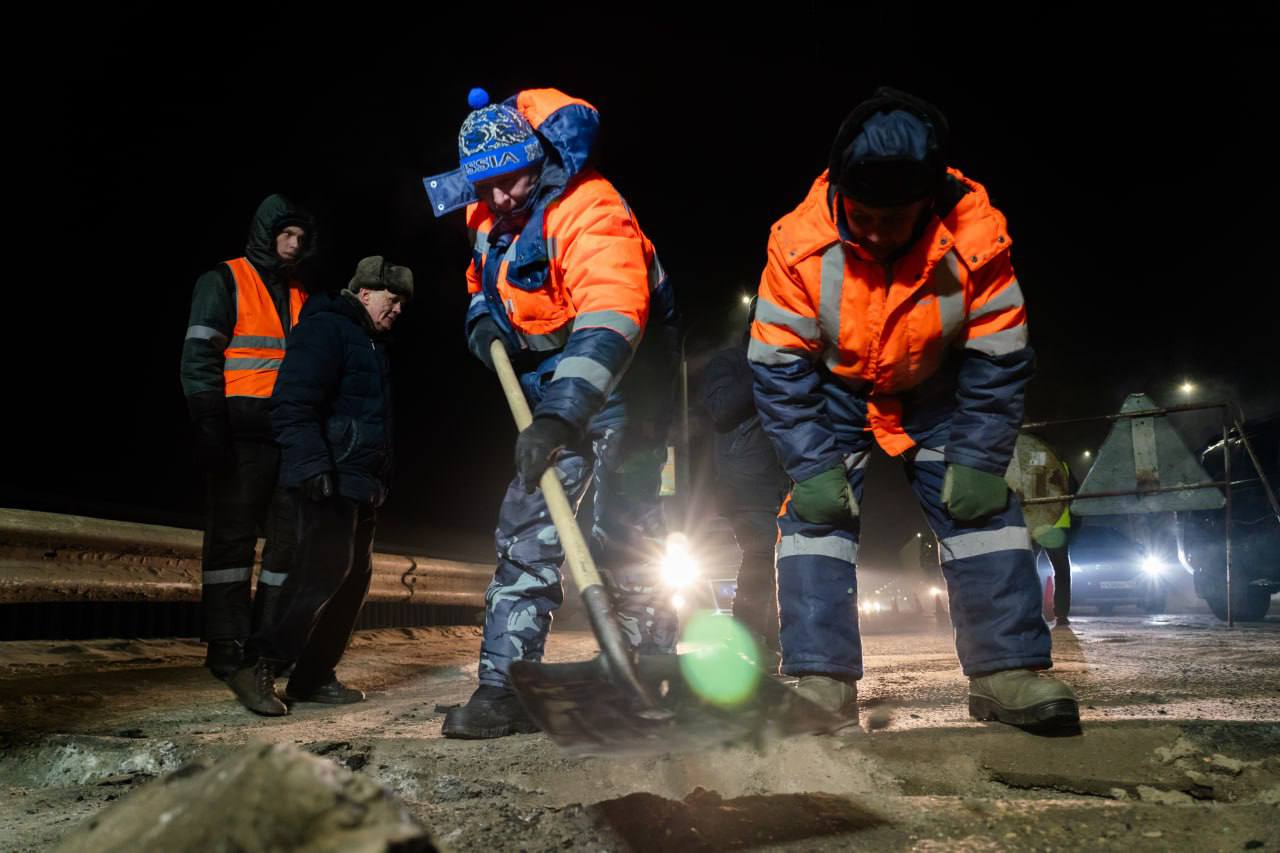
1206,584,1272,622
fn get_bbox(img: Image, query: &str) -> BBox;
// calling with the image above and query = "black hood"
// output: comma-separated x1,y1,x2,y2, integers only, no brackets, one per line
245,194,317,277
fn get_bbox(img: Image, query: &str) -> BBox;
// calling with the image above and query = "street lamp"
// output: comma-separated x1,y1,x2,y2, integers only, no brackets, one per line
1179,379,1196,395
1082,450,1092,460
740,294,752,306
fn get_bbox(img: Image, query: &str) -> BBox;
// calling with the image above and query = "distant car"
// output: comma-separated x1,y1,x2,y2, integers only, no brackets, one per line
1037,524,1172,616
1176,414,1280,622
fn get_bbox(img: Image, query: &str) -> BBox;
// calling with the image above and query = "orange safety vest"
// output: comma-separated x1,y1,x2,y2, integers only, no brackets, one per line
221,257,307,399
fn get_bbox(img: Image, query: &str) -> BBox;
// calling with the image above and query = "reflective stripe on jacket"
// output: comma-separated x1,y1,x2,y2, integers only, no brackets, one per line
749,168,1032,481
223,257,307,399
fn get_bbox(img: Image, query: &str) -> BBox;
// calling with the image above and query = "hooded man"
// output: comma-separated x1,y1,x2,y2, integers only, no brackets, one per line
180,194,315,679
424,88,680,738
226,256,412,716
749,88,1079,731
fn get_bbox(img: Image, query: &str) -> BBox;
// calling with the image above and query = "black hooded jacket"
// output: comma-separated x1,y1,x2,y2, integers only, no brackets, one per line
180,194,316,439
271,291,395,506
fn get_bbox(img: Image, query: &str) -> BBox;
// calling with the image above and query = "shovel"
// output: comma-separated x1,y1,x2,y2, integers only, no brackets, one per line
490,341,842,755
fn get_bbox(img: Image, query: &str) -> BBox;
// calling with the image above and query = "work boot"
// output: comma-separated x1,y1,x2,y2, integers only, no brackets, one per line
441,685,540,739
285,676,365,705
204,639,244,681
794,675,858,719
968,669,1079,731
227,658,289,717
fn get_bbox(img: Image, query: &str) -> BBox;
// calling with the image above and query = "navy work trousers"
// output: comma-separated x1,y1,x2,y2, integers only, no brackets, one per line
777,442,1052,679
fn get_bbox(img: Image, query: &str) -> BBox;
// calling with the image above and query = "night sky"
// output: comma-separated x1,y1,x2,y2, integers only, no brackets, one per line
8,9,1276,568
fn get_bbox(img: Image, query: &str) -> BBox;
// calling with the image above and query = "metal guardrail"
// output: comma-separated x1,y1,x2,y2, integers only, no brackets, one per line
0,508,492,608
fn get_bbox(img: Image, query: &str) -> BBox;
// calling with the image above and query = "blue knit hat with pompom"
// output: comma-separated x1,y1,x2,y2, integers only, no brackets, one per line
457,88,545,184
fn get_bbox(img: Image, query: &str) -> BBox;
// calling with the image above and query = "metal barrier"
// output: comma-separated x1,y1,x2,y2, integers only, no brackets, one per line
1020,400,1280,626
0,508,492,609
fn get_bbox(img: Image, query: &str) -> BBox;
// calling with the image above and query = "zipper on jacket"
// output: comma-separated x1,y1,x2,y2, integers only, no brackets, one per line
866,260,895,386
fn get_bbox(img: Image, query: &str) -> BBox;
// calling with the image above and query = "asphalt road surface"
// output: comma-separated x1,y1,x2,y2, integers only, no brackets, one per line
1,613,1277,850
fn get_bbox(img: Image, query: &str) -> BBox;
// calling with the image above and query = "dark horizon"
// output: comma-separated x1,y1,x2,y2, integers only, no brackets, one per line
7,10,1276,567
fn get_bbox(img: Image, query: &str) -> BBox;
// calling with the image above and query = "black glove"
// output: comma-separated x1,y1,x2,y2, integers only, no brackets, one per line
514,417,575,494
301,471,335,502
192,415,233,470
467,315,508,372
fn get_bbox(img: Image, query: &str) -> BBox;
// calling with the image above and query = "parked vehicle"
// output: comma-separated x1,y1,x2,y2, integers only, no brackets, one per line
1037,524,1172,616
1176,414,1280,622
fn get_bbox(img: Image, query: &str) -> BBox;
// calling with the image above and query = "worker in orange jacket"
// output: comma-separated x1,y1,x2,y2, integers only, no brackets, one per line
180,194,313,679
750,88,1078,731
425,88,679,738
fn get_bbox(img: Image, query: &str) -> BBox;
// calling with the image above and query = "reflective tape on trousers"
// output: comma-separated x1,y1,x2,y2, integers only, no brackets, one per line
257,570,289,587
939,526,1031,562
203,566,252,585
777,533,858,563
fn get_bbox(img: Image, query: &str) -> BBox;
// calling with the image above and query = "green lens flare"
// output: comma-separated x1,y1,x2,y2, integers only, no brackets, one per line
678,612,762,707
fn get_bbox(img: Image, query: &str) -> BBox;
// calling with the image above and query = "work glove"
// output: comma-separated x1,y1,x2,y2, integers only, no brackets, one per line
192,415,233,470
301,471,335,502
467,315,510,372
790,465,858,526
942,463,1009,521
514,417,575,494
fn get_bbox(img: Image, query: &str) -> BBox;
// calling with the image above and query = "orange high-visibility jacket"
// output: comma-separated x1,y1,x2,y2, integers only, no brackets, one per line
460,88,673,433
222,257,307,400
749,168,1032,481
464,174,663,350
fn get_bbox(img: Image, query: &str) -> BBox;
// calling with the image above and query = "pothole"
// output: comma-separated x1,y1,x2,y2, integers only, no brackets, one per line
588,787,886,852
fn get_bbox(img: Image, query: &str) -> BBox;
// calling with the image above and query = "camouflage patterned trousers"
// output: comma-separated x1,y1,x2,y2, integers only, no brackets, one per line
479,424,677,688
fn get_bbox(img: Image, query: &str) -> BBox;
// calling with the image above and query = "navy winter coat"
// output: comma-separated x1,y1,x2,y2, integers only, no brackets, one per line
272,291,394,505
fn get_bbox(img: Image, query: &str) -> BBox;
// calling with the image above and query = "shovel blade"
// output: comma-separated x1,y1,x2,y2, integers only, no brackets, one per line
509,654,844,756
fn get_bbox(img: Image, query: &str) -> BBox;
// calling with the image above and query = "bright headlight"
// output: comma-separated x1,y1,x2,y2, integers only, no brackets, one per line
1141,555,1166,575
660,533,700,588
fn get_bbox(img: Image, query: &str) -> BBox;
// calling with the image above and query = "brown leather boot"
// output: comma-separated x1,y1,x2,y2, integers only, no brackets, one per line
227,658,288,717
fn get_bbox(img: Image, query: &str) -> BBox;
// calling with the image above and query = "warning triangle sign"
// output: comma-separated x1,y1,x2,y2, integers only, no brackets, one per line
1073,393,1225,515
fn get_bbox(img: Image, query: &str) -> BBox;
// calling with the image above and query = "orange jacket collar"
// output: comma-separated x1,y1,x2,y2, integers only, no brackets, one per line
776,168,1010,273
